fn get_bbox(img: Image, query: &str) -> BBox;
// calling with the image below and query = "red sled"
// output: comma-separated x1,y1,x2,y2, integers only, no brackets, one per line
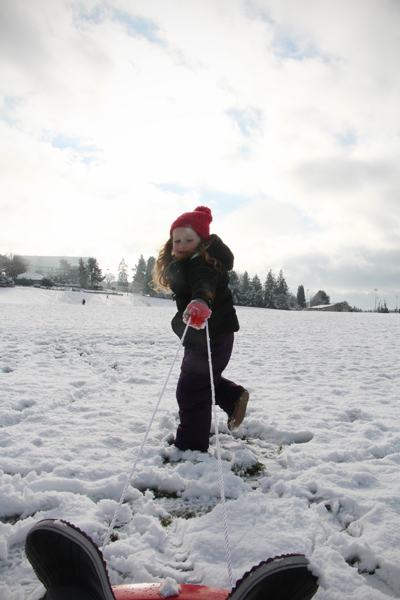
113,583,229,600
25,520,319,600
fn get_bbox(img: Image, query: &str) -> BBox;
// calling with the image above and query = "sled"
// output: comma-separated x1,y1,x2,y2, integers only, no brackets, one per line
112,583,229,600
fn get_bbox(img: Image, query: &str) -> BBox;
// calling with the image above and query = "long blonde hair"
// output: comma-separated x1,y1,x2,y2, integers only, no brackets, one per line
154,236,219,289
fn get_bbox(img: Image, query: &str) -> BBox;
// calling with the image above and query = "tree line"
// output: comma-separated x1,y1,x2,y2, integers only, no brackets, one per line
0,254,105,290
120,255,334,311
56,258,105,289
0,252,347,311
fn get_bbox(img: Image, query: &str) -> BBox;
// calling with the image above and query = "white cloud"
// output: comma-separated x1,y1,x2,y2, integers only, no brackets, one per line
0,0,399,308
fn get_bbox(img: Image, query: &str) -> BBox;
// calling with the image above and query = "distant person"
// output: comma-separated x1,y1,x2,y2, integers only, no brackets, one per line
154,206,249,452
82,299,86,305
25,519,319,600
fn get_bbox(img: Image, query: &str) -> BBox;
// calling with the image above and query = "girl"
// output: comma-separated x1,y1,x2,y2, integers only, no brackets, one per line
155,206,249,452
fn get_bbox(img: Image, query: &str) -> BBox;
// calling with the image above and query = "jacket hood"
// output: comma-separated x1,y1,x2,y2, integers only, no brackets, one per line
207,235,234,271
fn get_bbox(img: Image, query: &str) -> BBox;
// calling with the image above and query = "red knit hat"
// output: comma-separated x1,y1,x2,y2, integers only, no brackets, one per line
170,206,213,241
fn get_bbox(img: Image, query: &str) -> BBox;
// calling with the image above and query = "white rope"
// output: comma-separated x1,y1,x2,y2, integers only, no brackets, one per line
101,322,190,552
205,321,234,590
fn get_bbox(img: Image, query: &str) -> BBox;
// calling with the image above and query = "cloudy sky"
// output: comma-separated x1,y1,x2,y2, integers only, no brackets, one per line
1,0,399,309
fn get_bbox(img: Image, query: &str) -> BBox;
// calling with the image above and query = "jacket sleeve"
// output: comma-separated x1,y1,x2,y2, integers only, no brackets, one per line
188,258,219,307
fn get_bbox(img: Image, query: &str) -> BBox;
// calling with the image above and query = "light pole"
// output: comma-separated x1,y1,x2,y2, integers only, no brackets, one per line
374,288,378,311
307,289,309,307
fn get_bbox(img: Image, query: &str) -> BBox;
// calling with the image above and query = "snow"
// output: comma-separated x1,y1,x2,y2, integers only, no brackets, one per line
159,578,181,598
0,286,399,600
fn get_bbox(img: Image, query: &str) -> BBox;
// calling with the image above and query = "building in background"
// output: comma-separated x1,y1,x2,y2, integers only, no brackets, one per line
21,256,89,278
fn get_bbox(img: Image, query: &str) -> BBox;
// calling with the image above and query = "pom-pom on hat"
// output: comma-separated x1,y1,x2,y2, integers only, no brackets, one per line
170,206,213,241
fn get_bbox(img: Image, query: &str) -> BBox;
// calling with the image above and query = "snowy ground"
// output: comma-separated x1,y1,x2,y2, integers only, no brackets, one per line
1,287,399,600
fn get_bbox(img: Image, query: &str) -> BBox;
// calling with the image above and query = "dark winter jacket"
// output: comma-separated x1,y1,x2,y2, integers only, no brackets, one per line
167,235,240,346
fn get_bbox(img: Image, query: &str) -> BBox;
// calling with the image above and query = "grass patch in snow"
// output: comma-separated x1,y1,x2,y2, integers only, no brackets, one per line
148,488,180,500
231,460,265,478
0,514,22,525
159,507,211,527
159,516,173,527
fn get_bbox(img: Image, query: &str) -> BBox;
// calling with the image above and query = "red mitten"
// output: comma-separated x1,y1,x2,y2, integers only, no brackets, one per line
183,300,212,330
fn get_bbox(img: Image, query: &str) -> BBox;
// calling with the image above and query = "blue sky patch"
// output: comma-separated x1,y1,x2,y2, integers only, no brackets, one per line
77,5,105,25
76,5,162,45
336,130,357,147
289,204,324,232
238,144,251,159
0,96,21,126
272,28,323,62
51,134,81,150
244,1,274,25
111,9,162,44
226,107,263,136
50,135,100,164
153,183,248,213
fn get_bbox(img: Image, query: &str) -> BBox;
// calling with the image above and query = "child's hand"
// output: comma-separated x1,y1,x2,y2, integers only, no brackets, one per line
183,300,212,330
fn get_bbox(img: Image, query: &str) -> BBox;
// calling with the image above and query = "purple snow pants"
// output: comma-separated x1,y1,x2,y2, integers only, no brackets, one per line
175,333,245,452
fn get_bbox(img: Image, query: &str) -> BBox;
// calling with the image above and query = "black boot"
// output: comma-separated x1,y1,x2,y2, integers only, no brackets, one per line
25,519,116,600
228,554,318,600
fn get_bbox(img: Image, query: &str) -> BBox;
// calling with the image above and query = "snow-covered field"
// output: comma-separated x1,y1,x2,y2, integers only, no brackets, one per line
1,287,399,600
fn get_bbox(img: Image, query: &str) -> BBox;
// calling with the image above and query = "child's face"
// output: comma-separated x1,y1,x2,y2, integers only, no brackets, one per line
172,227,201,260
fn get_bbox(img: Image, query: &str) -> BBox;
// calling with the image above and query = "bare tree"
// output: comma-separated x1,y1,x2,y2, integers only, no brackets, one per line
1,254,30,279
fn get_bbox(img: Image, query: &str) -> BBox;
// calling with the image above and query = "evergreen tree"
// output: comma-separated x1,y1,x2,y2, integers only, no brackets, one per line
240,271,251,305
117,259,129,289
86,257,105,289
228,270,242,305
297,284,306,308
287,293,298,310
275,270,289,296
132,255,147,294
263,270,276,309
274,293,290,310
143,256,156,296
77,258,89,289
274,270,289,310
378,300,389,313
250,274,264,307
